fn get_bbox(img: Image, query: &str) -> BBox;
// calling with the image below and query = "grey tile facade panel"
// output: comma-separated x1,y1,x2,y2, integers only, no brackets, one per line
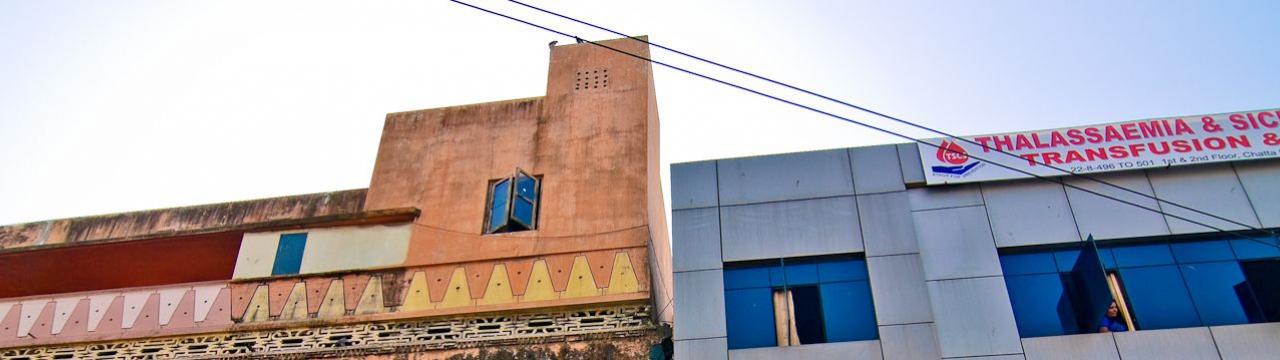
673,208,723,272
907,184,985,211
674,270,727,341
926,277,1023,358
720,196,863,262
1063,170,1170,241
1112,327,1220,360
858,192,920,257
852,145,907,195
982,180,1080,248
913,206,1002,281
945,355,1024,360
729,340,883,360
1233,159,1280,228
672,161,719,210
898,143,926,185
1148,163,1261,234
716,149,856,206
675,337,728,360
879,323,941,360
1021,333,1120,360
1209,322,1280,360
868,254,933,325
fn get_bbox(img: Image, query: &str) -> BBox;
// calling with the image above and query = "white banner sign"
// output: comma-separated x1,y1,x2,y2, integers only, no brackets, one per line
919,108,1280,185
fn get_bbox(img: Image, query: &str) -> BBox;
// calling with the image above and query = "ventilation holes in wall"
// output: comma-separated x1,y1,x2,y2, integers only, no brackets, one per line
574,69,609,92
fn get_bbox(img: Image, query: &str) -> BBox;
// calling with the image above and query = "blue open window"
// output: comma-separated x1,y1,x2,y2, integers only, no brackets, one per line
486,168,540,234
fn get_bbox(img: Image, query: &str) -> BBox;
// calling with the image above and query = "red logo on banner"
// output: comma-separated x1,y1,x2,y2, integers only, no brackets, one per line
936,140,970,165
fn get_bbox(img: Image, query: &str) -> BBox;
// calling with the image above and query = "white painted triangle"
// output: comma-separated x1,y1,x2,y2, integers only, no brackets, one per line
120,291,153,329
50,296,84,334
157,288,189,325
86,294,117,331
193,285,225,322
0,302,15,337
17,299,50,338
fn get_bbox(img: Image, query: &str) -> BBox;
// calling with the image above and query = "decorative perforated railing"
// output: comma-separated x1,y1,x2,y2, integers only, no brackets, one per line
1,304,653,360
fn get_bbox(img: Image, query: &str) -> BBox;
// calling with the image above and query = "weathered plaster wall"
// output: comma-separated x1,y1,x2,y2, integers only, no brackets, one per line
0,189,368,250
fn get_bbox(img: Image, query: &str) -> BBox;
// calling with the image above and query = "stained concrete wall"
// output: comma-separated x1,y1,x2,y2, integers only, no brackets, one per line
0,189,368,250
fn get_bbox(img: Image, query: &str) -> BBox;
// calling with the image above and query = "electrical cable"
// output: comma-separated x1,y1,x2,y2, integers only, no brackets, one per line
505,0,1278,240
449,0,1280,250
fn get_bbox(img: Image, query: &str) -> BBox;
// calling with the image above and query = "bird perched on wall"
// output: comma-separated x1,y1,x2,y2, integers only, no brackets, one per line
575,36,585,44
548,40,557,49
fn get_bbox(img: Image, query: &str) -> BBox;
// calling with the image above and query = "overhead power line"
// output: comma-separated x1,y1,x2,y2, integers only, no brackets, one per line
504,0,1277,240
448,0,1280,249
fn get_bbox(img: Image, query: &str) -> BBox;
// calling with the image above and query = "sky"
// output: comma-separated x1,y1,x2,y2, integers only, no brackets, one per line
1,0,1278,226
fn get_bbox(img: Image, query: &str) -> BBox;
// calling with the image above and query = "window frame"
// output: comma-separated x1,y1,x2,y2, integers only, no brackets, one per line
484,168,542,234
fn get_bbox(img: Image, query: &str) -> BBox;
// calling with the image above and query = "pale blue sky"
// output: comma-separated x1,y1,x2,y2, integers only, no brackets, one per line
1,0,1278,225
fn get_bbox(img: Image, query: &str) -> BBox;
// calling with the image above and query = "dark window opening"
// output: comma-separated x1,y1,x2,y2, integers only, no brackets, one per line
1240,259,1280,322
485,168,541,234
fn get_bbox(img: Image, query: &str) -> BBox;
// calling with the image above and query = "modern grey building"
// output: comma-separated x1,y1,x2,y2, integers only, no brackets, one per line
670,112,1280,360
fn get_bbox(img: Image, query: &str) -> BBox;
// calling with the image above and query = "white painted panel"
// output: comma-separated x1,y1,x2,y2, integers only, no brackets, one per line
913,207,1002,281
1148,163,1261,234
120,291,152,329
852,145,906,195
86,294,117,331
1233,159,1280,228
50,296,84,334
908,184,984,211
232,232,280,279
720,197,862,262
868,254,933,325
982,180,1079,247
298,223,411,274
858,192,919,257
927,277,1022,358
1021,333,1119,360
672,161,719,210
1064,170,1170,241
17,299,49,338
879,323,940,360
675,337,728,360
674,270,727,340
673,208,723,272
157,288,189,325
717,149,855,206
729,340,882,360
1209,322,1280,360
1112,327,1220,360
192,285,225,322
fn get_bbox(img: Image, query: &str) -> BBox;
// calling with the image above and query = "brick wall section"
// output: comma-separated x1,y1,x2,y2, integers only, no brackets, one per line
0,189,368,251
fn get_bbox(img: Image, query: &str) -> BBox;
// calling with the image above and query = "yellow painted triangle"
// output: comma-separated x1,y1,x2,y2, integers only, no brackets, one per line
401,272,433,312
479,264,515,306
522,260,558,302
564,256,600,298
279,283,309,320
605,252,640,295
317,280,346,318
439,268,473,309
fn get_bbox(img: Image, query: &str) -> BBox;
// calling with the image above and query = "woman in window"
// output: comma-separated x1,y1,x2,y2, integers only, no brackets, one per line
1099,301,1129,333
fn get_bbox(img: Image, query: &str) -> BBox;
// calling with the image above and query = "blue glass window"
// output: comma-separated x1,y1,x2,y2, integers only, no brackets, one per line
1003,234,1280,337
1178,262,1252,326
271,233,307,276
723,255,876,349
486,168,540,234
